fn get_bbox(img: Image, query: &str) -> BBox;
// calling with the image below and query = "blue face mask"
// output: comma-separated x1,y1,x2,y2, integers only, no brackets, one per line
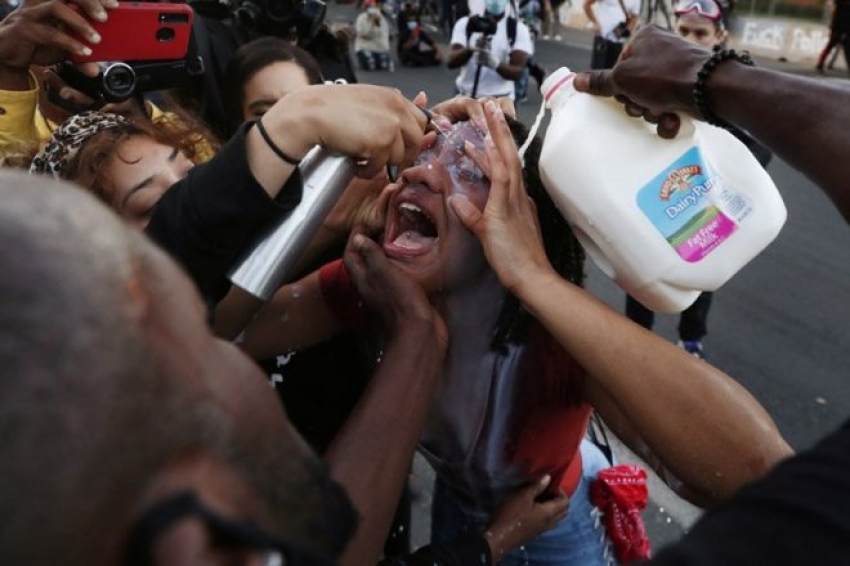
484,0,509,15
407,20,418,30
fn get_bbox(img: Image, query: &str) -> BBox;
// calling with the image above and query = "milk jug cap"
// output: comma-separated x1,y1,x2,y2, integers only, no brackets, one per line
540,67,576,106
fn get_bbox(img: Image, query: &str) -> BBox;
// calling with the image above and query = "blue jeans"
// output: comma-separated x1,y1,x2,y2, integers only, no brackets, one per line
356,50,391,70
431,439,616,566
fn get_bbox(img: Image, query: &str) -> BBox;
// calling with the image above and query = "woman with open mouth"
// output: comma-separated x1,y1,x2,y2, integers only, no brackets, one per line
237,101,791,565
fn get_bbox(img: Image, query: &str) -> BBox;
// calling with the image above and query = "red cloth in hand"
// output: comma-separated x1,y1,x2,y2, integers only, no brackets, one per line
590,464,651,563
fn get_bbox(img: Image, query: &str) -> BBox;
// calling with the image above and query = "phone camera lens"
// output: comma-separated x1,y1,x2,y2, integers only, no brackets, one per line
156,27,176,41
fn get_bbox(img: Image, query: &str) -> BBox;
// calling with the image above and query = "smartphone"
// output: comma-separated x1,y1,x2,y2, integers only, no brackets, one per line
69,2,194,63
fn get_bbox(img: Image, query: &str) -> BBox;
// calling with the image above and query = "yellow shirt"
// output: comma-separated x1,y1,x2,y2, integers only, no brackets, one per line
0,74,213,162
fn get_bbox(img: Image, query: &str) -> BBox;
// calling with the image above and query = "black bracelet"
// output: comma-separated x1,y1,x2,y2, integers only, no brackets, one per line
693,46,754,129
255,119,301,166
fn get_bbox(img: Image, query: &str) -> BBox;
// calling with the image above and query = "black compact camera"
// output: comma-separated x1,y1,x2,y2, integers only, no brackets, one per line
466,16,498,37
234,0,327,42
55,56,204,107
466,14,497,36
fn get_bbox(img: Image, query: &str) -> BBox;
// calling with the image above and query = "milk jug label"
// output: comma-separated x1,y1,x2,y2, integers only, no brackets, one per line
637,147,746,263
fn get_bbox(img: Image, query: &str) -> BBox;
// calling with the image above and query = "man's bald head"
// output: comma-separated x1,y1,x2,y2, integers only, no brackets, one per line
0,171,355,564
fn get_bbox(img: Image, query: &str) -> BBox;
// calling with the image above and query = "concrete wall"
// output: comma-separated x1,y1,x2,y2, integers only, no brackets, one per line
728,15,840,68
558,2,840,68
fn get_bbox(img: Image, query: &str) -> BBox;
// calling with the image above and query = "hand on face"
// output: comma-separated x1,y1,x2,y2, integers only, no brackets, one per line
429,95,517,128
484,475,570,562
574,26,713,139
448,100,552,295
322,171,393,239
277,84,429,179
0,0,115,69
343,225,448,346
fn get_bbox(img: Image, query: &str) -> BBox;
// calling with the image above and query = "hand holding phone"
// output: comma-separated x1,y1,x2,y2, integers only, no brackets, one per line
69,2,194,63
0,0,113,70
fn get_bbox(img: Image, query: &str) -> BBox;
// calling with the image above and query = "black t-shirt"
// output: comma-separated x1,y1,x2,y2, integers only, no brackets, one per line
649,418,850,565
145,122,301,309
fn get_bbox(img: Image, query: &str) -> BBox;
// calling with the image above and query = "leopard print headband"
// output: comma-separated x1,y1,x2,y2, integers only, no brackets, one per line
30,111,128,178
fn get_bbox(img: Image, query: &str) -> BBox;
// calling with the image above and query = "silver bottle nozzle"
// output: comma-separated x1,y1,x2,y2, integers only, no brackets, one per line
228,146,356,301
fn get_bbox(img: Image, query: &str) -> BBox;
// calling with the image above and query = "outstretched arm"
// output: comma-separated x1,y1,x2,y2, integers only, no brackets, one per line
451,100,792,506
326,227,448,566
574,25,850,223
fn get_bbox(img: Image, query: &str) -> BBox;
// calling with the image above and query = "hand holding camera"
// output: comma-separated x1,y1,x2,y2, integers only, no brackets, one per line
475,49,500,69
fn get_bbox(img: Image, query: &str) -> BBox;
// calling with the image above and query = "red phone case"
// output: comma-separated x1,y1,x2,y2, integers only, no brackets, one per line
69,2,194,63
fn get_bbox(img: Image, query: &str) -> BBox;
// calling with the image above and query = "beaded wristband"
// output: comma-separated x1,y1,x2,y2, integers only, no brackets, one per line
255,118,302,166
693,46,754,129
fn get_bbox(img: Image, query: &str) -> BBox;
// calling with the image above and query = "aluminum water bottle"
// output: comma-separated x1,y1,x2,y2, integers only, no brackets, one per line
229,145,356,301
538,67,787,313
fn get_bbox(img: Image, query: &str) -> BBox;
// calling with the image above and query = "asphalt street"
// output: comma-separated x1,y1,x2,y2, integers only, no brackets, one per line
326,5,850,553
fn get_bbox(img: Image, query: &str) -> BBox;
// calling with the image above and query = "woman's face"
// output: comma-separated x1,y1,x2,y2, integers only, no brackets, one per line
382,123,495,294
241,61,312,122
675,13,726,48
103,135,193,229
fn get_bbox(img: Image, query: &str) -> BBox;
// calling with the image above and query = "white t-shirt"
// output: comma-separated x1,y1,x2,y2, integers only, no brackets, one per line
591,0,641,40
354,11,391,53
450,15,533,99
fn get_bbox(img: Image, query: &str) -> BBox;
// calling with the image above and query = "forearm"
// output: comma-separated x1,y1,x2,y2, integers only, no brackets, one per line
496,62,525,80
448,46,473,68
326,323,445,565
706,64,850,222
515,269,792,502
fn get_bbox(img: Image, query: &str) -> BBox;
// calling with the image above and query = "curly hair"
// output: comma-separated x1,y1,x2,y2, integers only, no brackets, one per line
490,117,586,352
64,115,210,208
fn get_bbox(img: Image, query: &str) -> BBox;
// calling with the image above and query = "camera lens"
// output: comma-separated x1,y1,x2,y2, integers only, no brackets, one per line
235,1,262,28
266,0,296,22
101,63,136,102
156,27,176,42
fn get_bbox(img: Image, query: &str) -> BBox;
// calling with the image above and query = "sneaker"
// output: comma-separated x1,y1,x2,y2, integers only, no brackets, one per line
517,95,530,103
678,340,705,359
541,34,551,40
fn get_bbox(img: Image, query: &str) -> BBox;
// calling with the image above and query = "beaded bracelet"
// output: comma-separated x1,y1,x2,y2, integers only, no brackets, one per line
255,118,302,166
693,46,754,129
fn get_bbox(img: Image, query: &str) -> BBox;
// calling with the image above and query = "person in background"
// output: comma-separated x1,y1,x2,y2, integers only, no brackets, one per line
355,0,394,71
584,0,640,69
222,37,323,135
397,1,442,67
448,0,534,99
815,0,850,74
540,0,564,40
623,0,772,360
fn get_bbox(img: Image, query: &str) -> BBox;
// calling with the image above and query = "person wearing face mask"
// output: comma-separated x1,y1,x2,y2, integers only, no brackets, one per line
355,0,394,71
447,0,534,99
397,2,442,66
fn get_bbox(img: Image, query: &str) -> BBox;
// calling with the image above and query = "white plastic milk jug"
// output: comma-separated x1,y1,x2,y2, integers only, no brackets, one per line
537,67,787,313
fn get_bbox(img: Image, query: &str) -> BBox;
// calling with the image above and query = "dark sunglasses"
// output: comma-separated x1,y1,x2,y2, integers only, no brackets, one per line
123,491,336,566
